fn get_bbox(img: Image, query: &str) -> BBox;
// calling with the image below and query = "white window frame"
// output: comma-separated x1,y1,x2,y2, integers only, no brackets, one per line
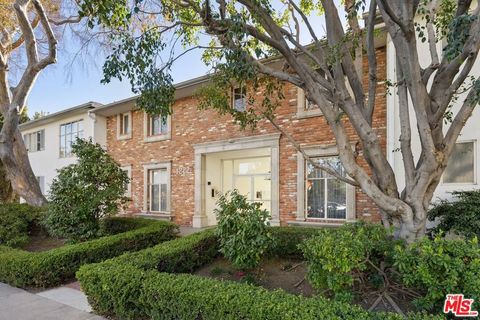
143,162,171,215
143,112,171,142
117,112,132,140
296,145,356,222
24,129,45,152
232,86,247,112
59,119,84,158
441,140,477,185
121,165,132,197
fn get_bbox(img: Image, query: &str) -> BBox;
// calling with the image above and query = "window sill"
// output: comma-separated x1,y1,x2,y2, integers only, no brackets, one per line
287,220,350,228
117,133,132,141
144,133,171,143
137,211,173,220
296,110,323,119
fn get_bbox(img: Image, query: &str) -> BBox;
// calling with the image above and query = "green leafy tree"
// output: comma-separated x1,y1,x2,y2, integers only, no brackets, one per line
215,190,273,270
45,138,129,242
79,0,480,241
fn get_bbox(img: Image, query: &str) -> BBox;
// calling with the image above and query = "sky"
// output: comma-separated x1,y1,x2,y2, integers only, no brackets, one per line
27,45,211,117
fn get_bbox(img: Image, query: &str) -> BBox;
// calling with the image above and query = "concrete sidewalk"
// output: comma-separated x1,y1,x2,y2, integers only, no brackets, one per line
0,283,103,320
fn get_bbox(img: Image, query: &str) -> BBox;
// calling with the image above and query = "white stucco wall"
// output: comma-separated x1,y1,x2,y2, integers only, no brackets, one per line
386,6,480,206
20,110,106,197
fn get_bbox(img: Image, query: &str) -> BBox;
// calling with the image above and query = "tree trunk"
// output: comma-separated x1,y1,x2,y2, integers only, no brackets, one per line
0,126,47,206
392,205,429,243
0,160,19,203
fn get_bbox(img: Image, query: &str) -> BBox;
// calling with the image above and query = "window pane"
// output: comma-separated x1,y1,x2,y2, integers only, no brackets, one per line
233,87,246,112
444,142,475,183
123,114,129,133
160,115,168,134
307,179,325,218
327,179,347,219
150,185,160,211
234,157,271,175
160,184,167,212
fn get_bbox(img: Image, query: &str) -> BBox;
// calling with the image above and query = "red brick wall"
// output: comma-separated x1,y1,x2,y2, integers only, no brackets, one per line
106,47,387,226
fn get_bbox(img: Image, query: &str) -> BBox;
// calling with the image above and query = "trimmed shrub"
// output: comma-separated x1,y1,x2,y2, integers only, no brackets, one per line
98,228,218,272
393,235,480,311
77,229,440,320
267,226,321,258
45,139,129,242
300,222,395,302
215,190,273,270
0,203,47,247
428,190,480,239
0,218,177,288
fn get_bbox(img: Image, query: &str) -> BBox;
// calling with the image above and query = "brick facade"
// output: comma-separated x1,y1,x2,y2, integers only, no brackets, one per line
104,47,387,227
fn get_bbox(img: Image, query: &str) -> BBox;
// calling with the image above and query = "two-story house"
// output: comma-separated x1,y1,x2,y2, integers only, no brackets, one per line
91,40,388,228
19,102,106,195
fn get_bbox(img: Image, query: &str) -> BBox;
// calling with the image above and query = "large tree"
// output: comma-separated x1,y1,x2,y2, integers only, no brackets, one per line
0,0,81,205
80,0,480,242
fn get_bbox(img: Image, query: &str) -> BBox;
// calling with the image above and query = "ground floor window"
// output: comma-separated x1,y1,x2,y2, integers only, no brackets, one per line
306,156,347,219
443,141,475,184
147,168,168,212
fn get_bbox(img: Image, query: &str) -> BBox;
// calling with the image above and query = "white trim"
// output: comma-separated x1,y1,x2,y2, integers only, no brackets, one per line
143,112,172,142
296,144,356,222
120,165,132,197
142,161,172,215
193,134,281,227
117,111,132,140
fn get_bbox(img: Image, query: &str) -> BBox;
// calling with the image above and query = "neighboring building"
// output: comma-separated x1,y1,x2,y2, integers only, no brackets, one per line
92,41,388,228
385,16,480,208
19,102,106,196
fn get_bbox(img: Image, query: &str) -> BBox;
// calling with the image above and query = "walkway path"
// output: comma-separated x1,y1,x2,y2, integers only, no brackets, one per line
0,282,103,320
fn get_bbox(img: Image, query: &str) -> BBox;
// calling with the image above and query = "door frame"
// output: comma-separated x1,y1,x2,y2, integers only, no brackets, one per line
193,133,281,228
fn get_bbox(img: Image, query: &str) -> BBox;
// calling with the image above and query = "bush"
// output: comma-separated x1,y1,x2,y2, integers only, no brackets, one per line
215,190,273,270
267,226,321,258
393,235,480,311
0,218,176,288
45,139,129,242
428,190,480,239
77,229,439,320
0,204,47,247
300,222,394,302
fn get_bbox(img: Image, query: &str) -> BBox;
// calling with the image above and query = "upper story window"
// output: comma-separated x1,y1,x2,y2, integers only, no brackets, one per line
149,115,168,136
306,156,347,220
443,141,476,184
59,120,84,158
144,112,171,142
232,86,247,112
23,130,45,152
117,112,132,140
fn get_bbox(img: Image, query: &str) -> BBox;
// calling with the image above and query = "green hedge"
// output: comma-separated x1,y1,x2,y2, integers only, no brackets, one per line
0,203,47,247
0,218,177,288
78,228,440,320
